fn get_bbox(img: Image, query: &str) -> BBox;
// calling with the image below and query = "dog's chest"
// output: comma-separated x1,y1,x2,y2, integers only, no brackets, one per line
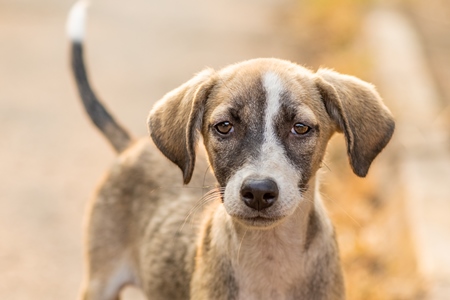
232,231,304,300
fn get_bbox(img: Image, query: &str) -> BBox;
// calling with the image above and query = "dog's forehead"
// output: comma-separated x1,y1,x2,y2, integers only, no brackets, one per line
208,60,320,122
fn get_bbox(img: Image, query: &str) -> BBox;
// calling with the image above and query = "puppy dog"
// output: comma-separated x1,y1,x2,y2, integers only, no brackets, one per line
68,2,395,300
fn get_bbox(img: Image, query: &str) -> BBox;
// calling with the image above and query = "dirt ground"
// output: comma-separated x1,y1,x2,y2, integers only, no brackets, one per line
0,0,298,299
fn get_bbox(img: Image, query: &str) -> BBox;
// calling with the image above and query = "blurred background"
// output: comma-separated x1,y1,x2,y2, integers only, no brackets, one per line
1,0,449,299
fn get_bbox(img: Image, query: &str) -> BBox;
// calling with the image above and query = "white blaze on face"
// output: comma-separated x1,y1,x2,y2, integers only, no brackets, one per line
224,72,303,218
262,72,286,157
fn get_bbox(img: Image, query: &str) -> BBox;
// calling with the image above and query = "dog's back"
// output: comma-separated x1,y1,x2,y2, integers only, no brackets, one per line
81,138,214,299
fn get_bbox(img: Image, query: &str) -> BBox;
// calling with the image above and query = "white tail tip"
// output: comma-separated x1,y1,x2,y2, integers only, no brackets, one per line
67,0,90,42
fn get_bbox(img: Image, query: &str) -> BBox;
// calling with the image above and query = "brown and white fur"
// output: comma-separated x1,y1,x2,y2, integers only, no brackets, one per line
68,2,395,300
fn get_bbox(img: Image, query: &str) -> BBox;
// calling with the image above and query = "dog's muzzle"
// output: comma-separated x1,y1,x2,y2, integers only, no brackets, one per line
240,178,279,211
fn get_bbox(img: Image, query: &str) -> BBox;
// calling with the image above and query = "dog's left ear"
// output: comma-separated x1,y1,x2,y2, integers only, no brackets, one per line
315,69,395,177
148,69,216,184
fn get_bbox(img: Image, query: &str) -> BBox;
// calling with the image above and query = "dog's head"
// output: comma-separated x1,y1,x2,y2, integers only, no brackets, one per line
148,59,394,228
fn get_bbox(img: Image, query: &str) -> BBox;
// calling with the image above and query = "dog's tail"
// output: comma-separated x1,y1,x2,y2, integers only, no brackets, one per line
67,1,133,153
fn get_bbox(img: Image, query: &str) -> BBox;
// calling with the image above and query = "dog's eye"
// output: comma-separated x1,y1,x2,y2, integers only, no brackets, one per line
215,121,234,135
291,123,310,135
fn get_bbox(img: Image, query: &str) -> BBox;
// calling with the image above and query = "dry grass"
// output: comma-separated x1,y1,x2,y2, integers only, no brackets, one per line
321,139,424,300
286,0,374,74
285,1,425,298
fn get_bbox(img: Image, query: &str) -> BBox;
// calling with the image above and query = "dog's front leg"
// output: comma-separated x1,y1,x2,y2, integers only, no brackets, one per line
190,209,239,300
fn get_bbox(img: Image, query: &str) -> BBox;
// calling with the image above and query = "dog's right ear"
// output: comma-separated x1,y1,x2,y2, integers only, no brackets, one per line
315,69,395,177
147,69,216,184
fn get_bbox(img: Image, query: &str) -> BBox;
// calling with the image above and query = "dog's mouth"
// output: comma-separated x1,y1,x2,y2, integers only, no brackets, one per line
232,214,285,228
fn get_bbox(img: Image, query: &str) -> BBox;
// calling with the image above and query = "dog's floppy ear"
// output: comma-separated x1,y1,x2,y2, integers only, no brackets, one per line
148,69,216,184
315,69,395,177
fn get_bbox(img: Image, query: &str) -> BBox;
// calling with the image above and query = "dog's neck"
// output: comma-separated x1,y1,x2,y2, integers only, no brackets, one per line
209,177,334,298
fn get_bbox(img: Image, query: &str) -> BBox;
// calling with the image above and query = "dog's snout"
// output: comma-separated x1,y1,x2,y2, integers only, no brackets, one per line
240,179,279,211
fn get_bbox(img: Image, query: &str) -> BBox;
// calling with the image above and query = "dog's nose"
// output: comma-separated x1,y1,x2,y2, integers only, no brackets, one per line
240,178,279,211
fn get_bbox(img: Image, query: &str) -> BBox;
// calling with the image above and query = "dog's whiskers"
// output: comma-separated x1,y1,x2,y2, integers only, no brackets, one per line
178,188,224,232
322,194,361,228
321,160,332,172
236,228,248,268
202,164,213,196
167,185,216,190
